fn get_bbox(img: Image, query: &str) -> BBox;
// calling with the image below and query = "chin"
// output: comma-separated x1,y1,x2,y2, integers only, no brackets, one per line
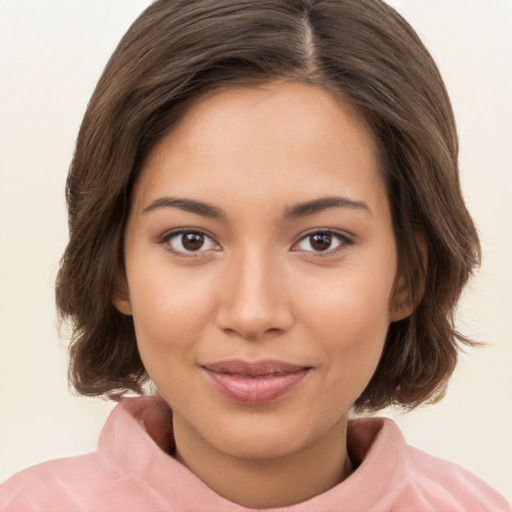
205,407,346,462
213,425,310,460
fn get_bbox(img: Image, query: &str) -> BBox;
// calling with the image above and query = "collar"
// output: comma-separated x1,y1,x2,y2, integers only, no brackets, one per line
97,395,406,511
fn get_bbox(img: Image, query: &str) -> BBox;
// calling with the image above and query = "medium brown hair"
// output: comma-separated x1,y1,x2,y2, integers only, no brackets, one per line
56,0,480,411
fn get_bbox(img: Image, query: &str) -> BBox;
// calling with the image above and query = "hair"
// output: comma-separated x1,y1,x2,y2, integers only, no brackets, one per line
56,0,480,411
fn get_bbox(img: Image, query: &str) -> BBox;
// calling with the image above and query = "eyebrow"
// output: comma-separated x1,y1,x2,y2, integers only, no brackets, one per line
143,197,225,218
283,196,371,219
143,195,371,220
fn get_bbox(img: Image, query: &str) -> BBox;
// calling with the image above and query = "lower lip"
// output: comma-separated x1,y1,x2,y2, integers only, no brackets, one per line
204,369,310,405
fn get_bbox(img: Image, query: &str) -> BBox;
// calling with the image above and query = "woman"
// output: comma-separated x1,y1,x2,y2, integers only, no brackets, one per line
1,0,510,510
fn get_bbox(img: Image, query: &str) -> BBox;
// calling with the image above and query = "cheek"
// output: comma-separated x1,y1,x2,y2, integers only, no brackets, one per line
127,264,218,359
300,257,396,385
302,262,395,341
129,271,212,403
318,298,389,378
310,300,389,409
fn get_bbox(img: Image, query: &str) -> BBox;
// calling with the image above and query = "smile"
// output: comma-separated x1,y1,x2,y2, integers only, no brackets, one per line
202,360,312,405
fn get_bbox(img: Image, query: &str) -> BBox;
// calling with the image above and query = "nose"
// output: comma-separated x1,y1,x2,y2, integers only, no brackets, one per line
214,247,294,341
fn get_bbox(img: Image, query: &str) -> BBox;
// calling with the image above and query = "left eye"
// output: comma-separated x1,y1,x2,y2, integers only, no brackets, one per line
294,231,349,253
163,230,218,254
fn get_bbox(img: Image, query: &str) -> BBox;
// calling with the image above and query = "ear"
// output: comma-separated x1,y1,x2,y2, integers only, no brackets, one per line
389,276,414,322
112,273,133,316
390,232,428,322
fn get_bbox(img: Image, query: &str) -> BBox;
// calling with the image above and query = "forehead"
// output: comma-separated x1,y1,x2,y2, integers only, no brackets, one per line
133,81,387,218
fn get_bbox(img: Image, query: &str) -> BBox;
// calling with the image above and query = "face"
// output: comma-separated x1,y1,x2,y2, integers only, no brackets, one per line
115,82,409,462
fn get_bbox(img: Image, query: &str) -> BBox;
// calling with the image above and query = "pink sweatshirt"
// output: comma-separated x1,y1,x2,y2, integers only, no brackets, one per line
0,395,510,511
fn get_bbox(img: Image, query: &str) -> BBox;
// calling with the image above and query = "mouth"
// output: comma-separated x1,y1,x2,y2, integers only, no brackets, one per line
201,360,312,405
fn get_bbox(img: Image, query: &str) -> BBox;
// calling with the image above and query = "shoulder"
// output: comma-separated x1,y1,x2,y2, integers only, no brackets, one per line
0,397,178,511
0,452,116,511
402,444,511,511
348,417,511,511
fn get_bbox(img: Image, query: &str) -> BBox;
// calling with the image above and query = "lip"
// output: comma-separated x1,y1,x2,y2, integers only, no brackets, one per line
202,359,312,405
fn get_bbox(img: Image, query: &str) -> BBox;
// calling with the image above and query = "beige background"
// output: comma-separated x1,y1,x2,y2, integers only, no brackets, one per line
1,0,511,501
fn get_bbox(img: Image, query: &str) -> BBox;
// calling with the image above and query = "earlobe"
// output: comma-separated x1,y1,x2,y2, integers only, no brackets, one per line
389,281,414,322
112,274,133,316
390,232,428,322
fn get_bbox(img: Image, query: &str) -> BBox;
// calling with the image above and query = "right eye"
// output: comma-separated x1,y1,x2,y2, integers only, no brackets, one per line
292,229,353,256
160,229,219,255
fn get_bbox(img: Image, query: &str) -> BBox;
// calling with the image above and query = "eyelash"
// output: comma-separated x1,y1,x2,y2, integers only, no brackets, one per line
158,229,220,257
291,229,353,257
158,228,353,257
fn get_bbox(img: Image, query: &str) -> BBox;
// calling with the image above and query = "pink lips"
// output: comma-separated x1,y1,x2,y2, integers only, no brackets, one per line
202,360,311,404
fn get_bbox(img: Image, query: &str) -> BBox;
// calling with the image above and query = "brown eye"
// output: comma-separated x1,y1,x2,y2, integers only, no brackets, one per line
294,230,350,254
309,233,332,251
164,230,218,254
182,232,205,251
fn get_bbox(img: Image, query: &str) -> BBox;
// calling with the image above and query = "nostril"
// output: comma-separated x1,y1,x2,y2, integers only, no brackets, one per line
221,325,283,341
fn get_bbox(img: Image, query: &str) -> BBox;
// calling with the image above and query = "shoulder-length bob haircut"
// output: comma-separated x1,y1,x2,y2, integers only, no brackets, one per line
56,0,480,411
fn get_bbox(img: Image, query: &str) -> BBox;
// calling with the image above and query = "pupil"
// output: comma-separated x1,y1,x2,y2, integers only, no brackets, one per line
182,232,204,251
311,233,332,251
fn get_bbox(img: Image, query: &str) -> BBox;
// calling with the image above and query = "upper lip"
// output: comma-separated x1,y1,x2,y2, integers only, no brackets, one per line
202,359,311,377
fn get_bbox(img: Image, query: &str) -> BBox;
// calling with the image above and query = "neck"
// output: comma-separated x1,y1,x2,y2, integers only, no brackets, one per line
173,416,352,509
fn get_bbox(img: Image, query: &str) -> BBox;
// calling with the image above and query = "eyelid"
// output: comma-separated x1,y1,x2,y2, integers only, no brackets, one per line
156,227,353,257
158,227,221,256
291,228,353,255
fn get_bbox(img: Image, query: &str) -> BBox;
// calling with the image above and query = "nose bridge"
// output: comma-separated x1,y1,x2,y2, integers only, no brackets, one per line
216,244,292,339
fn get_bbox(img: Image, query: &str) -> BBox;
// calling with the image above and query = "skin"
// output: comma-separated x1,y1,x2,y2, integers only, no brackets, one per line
114,81,412,508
